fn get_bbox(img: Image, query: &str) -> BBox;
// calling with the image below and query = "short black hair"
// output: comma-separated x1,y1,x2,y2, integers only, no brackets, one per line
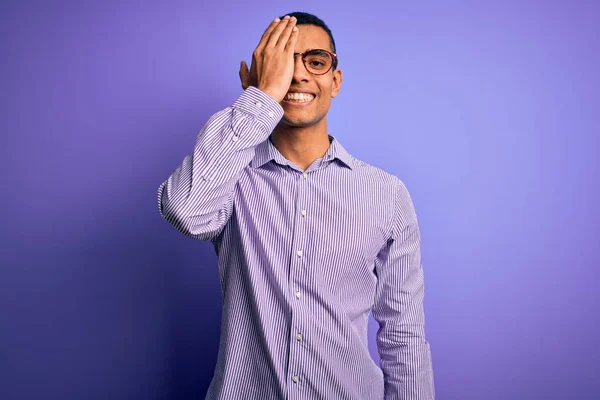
280,11,337,55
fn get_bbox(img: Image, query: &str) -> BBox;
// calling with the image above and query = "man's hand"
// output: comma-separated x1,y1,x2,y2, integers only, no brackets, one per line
239,16,298,102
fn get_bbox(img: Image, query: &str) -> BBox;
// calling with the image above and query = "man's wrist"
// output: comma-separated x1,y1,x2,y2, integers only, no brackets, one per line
257,85,283,103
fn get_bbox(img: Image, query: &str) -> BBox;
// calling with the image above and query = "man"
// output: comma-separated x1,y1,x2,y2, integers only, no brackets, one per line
157,11,435,399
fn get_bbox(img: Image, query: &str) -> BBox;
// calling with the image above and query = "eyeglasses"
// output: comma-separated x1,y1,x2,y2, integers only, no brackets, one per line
293,49,338,75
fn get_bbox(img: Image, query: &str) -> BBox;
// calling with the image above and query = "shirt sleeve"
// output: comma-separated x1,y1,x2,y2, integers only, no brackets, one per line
372,178,435,399
157,86,283,241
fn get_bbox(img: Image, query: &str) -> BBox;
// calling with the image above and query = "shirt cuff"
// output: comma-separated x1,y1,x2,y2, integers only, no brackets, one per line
233,86,284,132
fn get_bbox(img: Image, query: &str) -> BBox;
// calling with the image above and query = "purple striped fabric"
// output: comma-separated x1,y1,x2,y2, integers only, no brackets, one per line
157,86,435,399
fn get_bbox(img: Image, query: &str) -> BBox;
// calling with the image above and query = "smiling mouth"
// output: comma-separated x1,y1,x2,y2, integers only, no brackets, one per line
283,92,315,103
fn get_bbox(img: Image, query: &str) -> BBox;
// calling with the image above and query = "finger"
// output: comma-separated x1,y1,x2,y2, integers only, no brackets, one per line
285,26,299,52
239,61,249,89
256,18,281,52
266,16,292,48
277,17,297,49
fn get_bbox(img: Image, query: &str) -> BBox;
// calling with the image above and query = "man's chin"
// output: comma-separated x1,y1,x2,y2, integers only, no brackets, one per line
280,116,314,128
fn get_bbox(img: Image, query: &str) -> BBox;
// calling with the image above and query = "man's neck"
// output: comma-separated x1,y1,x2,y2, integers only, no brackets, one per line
271,122,331,171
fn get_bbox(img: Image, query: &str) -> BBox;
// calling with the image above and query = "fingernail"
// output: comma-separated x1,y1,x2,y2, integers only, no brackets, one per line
293,26,298,31
274,17,280,22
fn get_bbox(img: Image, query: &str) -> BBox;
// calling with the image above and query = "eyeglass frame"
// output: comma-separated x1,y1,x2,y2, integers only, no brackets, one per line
293,49,338,75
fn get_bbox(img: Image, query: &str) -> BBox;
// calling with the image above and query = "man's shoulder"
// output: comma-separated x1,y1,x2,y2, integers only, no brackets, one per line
348,154,408,193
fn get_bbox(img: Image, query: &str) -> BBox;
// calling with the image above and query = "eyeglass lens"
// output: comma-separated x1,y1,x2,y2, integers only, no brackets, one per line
303,50,333,74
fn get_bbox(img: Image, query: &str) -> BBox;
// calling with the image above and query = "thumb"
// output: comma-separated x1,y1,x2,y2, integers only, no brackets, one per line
239,60,249,90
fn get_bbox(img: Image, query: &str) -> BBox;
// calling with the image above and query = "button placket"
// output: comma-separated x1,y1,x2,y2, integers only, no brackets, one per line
287,322,305,391
288,170,310,395
292,171,308,275
294,171,308,272
288,319,307,391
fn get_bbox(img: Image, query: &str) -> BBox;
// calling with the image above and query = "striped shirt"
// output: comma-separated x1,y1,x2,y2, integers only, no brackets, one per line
157,86,435,399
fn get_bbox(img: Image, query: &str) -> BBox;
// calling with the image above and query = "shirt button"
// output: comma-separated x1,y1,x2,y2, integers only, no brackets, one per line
295,291,301,299
302,173,308,179
296,250,303,257
296,333,303,341
292,375,299,383
255,102,262,108
268,111,274,117
232,135,239,142
301,209,306,217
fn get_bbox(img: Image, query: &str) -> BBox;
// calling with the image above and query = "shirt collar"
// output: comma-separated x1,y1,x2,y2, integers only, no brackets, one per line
251,134,354,170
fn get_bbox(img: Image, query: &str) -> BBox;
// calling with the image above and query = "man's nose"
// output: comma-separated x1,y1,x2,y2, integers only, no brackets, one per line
292,55,310,82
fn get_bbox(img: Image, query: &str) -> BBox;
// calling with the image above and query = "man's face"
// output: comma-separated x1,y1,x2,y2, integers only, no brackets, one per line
279,24,342,128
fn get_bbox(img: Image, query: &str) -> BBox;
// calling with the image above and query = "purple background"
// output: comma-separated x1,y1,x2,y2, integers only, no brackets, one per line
2,1,599,399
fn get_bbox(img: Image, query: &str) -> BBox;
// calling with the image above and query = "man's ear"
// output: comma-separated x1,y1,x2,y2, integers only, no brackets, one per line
331,68,343,98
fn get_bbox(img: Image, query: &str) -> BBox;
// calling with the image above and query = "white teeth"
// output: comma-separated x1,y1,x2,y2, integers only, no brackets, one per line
284,92,315,102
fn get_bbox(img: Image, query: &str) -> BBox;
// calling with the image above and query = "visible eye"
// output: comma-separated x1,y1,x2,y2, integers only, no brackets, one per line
305,55,330,70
